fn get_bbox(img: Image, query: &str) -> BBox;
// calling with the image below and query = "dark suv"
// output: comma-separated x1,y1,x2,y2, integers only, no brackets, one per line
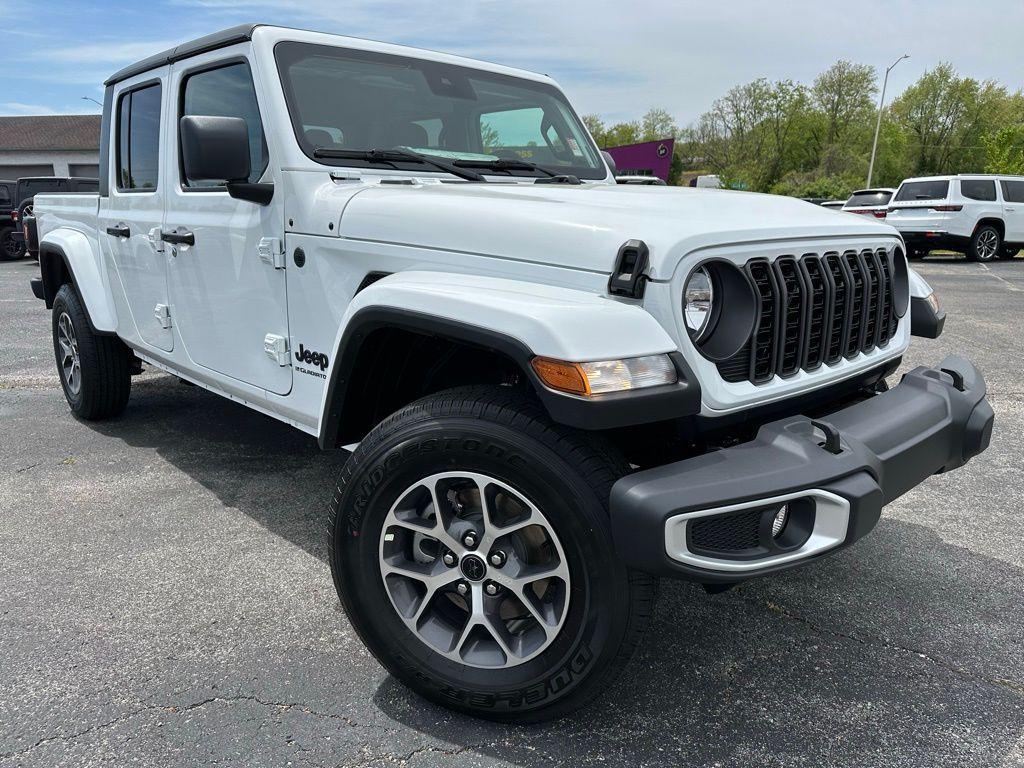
9,177,98,260
0,180,22,260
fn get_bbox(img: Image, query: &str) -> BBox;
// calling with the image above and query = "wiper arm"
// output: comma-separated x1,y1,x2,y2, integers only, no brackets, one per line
452,157,581,184
312,148,486,182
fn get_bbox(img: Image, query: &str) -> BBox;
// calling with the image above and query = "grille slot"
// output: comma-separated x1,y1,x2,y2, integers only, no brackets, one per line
715,248,897,384
689,508,762,553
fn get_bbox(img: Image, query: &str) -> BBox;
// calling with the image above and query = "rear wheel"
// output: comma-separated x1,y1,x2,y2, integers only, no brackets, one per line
52,284,132,420
0,226,23,261
330,386,656,722
969,225,1002,262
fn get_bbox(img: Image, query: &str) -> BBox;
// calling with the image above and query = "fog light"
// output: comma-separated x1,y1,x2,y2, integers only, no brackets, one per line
771,505,789,538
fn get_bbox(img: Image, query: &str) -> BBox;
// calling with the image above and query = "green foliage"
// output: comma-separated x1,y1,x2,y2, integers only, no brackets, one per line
984,125,1024,174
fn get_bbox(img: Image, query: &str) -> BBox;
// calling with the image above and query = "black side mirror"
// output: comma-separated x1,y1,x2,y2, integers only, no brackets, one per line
179,115,273,205
602,150,617,177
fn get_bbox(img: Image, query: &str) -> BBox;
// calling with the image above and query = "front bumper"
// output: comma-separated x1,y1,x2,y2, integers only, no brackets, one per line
609,356,993,583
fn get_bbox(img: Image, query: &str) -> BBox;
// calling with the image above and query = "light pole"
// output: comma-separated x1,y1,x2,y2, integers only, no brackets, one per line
866,54,909,188
81,96,103,108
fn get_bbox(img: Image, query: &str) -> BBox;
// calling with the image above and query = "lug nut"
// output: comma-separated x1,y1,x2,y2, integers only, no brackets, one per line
462,531,478,549
456,581,469,596
489,551,506,567
442,552,457,567
484,581,500,596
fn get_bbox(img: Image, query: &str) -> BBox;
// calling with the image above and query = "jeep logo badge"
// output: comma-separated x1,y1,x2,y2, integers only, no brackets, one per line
294,343,329,371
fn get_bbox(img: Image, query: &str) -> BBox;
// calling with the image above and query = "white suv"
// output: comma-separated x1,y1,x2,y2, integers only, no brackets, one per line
888,174,1024,261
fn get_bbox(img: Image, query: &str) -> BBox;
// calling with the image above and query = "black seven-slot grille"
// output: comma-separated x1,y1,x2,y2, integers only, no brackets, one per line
717,249,898,384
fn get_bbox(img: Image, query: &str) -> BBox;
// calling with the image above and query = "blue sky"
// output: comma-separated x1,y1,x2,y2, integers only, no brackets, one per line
1,0,1022,125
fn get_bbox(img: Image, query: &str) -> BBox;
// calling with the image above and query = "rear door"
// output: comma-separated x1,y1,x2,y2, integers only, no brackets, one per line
1000,180,1024,243
101,71,173,352
164,50,291,395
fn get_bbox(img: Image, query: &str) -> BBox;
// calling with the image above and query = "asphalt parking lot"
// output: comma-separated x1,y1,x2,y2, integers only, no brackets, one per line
1,255,1022,768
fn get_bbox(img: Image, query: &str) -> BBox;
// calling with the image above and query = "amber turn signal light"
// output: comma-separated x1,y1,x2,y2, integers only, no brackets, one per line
531,357,590,396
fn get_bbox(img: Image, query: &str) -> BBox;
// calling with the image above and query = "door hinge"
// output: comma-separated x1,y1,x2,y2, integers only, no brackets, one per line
148,227,165,253
155,303,172,329
258,237,286,269
263,333,290,366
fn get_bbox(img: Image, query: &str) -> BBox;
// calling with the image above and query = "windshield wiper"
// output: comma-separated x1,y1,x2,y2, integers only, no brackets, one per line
311,148,486,182
452,158,581,184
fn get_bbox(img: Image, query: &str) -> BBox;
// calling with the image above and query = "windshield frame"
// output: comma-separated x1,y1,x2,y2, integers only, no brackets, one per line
273,40,608,180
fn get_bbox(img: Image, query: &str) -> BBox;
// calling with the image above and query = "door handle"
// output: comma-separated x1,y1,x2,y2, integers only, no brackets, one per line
161,229,195,247
105,224,130,238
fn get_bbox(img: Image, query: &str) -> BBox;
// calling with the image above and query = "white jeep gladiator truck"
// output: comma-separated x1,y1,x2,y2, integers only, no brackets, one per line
29,25,993,722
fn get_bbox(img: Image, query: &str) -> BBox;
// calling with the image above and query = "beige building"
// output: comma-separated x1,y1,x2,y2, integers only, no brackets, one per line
0,115,101,181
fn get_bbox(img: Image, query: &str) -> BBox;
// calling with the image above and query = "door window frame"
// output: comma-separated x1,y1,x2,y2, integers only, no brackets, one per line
175,56,269,194
113,77,163,195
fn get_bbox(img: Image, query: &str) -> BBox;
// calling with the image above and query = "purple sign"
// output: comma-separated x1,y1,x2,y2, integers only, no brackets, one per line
605,138,674,181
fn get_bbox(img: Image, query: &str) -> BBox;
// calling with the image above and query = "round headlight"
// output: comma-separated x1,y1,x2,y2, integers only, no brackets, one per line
684,267,714,339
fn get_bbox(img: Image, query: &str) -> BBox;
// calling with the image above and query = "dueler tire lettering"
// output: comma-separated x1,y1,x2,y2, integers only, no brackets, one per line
328,385,656,723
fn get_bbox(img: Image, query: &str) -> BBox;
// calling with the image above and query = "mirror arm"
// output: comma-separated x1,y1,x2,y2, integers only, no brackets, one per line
226,181,274,206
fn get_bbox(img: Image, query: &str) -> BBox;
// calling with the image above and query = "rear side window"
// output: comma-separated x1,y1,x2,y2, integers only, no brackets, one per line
845,191,892,207
960,179,996,201
116,82,162,191
1001,180,1024,203
895,180,949,202
0,185,10,207
180,61,268,188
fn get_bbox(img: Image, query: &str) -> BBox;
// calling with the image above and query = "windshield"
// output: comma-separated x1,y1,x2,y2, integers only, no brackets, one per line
845,190,892,207
275,41,606,180
894,180,949,202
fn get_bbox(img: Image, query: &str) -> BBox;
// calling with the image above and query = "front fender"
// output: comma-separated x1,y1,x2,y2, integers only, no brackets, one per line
317,272,700,446
39,228,116,333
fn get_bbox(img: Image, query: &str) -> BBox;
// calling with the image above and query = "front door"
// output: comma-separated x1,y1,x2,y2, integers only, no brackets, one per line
164,53,291,395
1001,180,1024,244
102,72,172,352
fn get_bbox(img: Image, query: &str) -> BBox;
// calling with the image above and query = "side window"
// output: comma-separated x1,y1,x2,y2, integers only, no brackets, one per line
181,61,268,188
960,179,996,201
116,82,162,191
0,185,10,207
1001,180,1024,204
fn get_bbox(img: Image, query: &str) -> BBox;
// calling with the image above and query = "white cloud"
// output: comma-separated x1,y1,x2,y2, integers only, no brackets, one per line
0,102,59,115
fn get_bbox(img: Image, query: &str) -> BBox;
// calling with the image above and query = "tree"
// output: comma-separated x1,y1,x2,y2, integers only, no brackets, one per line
889,63,1010,175
640,108,679,141
984,125,1024,174
580,114,606,146
811,60,877,148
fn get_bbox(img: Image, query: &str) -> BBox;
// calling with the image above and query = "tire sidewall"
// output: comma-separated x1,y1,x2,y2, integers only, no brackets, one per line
52,287,86,411
333,415,634,719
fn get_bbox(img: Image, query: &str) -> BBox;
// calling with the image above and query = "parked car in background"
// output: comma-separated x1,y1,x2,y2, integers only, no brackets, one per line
0,180,23,260
9,177,99,258
820,200,846,210
615,175,666,185
888,174,1022,261
841,188,895,219
688,174,722,189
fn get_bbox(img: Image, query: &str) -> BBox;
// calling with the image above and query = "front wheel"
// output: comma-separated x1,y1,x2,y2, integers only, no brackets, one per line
329,386,655,722
969,225,1002,262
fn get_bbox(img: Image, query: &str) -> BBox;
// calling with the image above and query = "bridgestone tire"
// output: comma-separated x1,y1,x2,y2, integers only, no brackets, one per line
329,386,656,722
52,284,132,420
969,225,1002,262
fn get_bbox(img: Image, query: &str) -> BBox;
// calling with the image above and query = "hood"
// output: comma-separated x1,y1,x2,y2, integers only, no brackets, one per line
337,182,899,280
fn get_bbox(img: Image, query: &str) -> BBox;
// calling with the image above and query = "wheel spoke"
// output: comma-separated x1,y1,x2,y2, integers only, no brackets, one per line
425,482,466,554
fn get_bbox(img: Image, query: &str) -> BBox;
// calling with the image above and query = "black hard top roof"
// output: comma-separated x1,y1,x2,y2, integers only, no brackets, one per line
105,24,261,86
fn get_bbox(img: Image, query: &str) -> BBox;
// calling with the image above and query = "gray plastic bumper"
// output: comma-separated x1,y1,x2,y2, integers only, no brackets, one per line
609,356,994,583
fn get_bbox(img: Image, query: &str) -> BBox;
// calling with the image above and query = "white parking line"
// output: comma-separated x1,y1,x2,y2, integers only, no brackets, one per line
979,263,1022,292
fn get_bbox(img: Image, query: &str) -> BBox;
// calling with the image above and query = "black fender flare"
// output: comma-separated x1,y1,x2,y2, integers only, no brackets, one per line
317,307,700,449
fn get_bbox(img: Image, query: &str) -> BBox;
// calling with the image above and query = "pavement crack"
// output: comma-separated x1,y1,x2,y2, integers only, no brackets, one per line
759,599,1024,697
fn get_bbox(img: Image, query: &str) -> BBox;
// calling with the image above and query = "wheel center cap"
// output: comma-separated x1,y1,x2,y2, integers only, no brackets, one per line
460,554,487,582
